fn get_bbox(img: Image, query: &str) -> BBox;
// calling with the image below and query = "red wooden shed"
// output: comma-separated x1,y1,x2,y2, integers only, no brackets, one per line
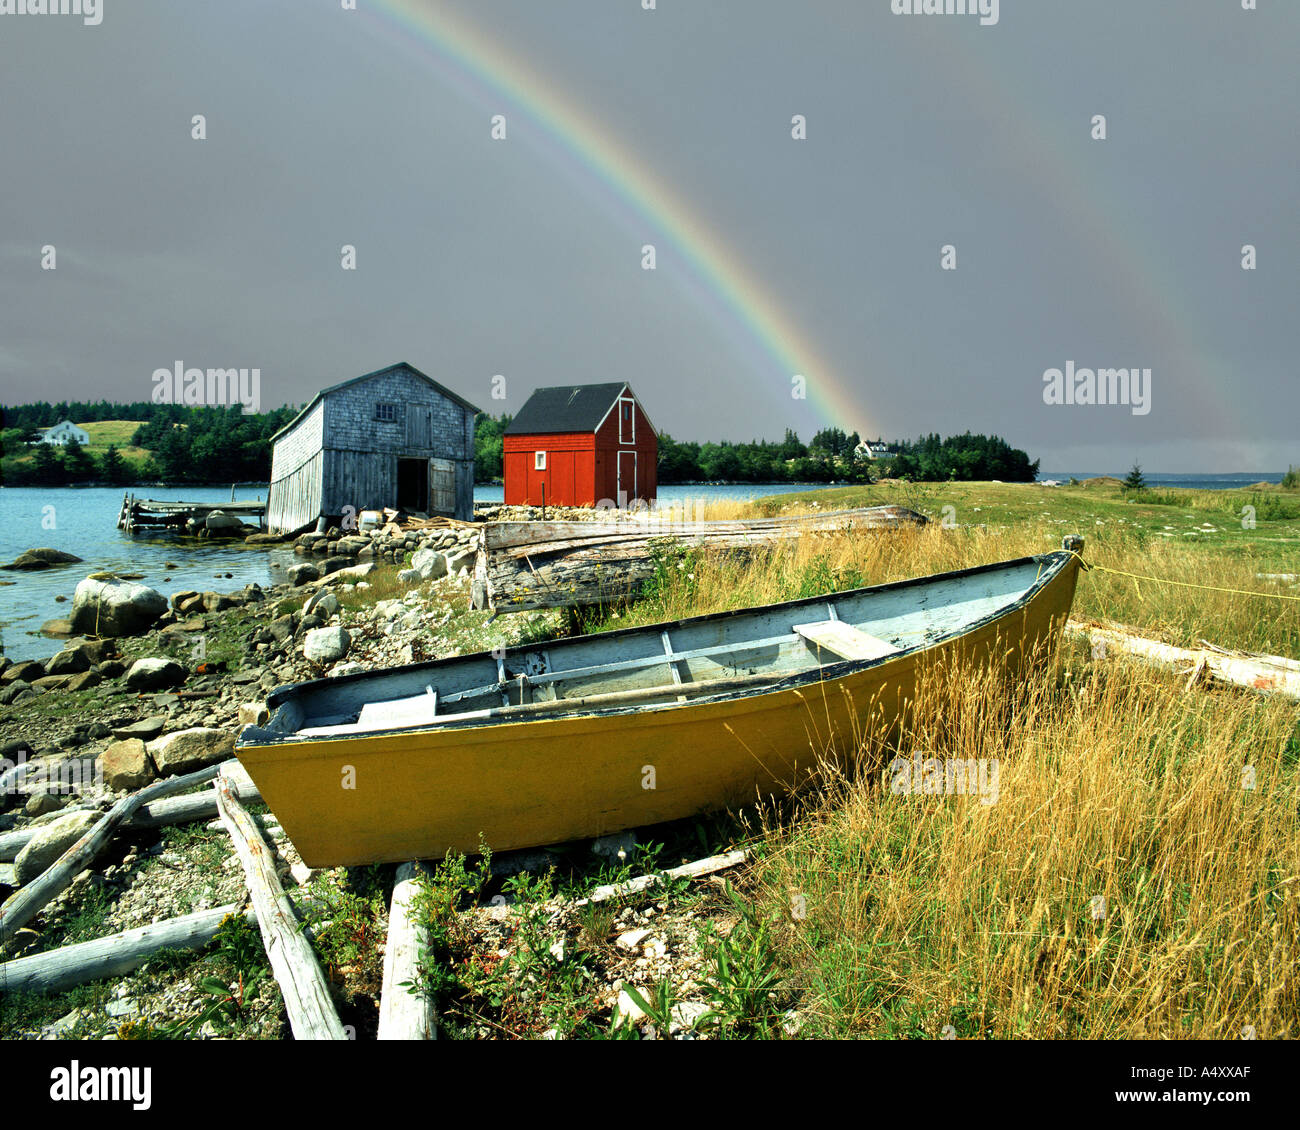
503,383,658,508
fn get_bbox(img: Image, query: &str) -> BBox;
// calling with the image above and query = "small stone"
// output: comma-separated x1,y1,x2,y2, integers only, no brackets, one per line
237,702,269,726
25,791,66,817
111,716,167,742
615,989,649,1026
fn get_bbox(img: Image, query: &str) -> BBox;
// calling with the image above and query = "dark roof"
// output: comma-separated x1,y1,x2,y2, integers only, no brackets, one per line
271,363,483,443
503,383,634,436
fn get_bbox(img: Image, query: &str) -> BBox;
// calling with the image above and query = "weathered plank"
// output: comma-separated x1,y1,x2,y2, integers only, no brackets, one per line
377,862,436,1040
0,766,222,944
212,769,345,1040
793,620,900,662
0,760,260,862
1067,619,1300,702
573,850,750,907
472,505,927,612
0,894,318,996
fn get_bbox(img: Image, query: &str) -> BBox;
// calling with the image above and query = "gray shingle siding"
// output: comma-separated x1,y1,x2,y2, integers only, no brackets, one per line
267,364,480,532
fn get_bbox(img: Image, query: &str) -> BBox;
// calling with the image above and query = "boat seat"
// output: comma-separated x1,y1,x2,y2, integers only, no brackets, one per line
793,620,900,662
356,686,437,728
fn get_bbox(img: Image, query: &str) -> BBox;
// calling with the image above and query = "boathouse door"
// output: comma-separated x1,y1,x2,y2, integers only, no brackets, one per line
617,450,637,504
397,457,428,513
429,458,456,516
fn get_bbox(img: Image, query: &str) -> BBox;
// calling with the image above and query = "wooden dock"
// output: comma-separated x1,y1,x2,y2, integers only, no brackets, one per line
117,492,267,536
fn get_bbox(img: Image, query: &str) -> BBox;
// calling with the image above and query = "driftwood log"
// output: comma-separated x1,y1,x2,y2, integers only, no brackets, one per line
0,761,260,863
1067,619,1300,702
0,765,221,944
471,506,927,612
573,849,750,907
0,894,317,996
376,862,436,1040
213,769,345,1040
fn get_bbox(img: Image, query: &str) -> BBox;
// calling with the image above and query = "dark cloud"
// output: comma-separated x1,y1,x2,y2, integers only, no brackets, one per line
0,0,1294,471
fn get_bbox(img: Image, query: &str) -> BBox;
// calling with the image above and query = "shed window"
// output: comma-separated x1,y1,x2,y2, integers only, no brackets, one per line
535,451,547,470
375,403,400,422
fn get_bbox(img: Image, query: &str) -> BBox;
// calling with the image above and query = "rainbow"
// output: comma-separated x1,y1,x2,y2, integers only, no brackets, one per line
363,0,875,437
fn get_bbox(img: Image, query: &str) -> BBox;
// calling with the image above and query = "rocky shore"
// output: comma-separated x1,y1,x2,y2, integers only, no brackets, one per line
0,502,753,1040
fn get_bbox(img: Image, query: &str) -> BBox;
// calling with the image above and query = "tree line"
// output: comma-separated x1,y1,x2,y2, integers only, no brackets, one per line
1,403,297,486
1,402,1039,487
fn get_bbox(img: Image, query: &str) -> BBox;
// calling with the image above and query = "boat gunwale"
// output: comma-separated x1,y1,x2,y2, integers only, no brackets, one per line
239,547,1078,749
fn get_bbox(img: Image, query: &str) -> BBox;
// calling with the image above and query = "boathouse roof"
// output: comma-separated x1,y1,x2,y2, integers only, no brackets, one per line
270,362,482,443
505,383,651,436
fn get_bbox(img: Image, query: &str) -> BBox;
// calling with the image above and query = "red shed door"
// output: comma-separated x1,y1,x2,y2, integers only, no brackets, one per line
617,450,637,504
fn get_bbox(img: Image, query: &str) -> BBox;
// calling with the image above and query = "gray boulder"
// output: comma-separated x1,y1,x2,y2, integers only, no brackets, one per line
410,548,447,580
14,810,99,885
45,648,91,677
0,682,35,705
70,574,168,637
287,563,320,586
303,590,338,618
146,728,236,776
303,626,350,663
125,658,186,691
0,547,83,571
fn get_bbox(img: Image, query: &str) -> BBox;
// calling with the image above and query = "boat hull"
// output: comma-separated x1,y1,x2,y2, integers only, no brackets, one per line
236,550,1082,868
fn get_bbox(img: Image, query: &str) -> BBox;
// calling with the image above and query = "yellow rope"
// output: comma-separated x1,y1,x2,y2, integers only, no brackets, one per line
1070,552,1300,604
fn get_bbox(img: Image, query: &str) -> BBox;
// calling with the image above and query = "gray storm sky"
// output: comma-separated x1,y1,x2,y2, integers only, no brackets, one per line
1,0,1295,472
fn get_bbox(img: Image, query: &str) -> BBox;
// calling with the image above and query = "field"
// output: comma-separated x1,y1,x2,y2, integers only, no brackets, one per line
76,420,149,460
1,419,150,472
574,477,1300,1038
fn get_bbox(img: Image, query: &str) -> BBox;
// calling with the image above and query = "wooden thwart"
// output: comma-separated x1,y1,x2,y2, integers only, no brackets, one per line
793,620,900,662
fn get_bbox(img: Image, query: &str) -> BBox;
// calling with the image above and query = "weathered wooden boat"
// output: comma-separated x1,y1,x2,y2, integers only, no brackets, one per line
236,537,1085,868
470,505,928,613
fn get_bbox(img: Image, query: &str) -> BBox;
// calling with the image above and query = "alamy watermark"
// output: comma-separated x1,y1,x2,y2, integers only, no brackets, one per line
891,0,999,27
152,361,261,413
1,751,102,796
0,0,102,25
1042,361,1151,416
884,754,1000,806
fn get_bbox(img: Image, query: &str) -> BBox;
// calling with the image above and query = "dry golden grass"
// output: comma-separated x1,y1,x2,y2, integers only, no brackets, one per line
590,517,1300,1039
751,655,1299,1039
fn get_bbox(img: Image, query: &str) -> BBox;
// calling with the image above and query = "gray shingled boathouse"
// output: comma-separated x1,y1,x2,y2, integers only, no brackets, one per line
267,362,481,534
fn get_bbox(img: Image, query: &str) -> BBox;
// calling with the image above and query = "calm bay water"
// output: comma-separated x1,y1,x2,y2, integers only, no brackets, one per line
0,486,298,663
1039,472,1286,491
0,482,829,662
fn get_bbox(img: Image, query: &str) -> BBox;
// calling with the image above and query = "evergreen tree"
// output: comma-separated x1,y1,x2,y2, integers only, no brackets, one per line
100,444,129,484
61,437,96,481
1122,463,1147,490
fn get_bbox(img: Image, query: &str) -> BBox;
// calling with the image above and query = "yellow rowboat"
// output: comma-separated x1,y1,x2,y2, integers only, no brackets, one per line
235,538,1085,868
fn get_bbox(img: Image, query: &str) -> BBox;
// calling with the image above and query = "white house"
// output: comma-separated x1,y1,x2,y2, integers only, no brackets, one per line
854,440,895,461
40,421,90,447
